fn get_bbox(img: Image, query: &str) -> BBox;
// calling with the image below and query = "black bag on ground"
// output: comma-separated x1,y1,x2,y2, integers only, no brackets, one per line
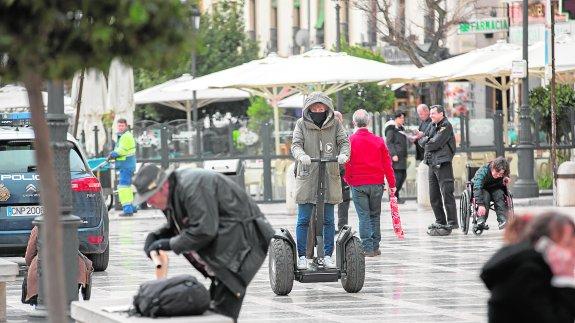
133,274,210,317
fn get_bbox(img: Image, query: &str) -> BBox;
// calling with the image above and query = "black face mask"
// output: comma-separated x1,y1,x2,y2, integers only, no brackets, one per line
310,111,327,127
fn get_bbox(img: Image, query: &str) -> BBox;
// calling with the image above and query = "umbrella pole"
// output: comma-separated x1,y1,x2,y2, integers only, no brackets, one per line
186,100,192,132
273,100,281,155
73,69,85,138
186,100,193,154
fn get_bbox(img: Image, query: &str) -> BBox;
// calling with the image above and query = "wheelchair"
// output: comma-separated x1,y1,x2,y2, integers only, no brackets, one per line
459,165,514,235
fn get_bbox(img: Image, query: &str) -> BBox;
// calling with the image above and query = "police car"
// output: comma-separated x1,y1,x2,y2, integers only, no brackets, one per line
0,113,109,271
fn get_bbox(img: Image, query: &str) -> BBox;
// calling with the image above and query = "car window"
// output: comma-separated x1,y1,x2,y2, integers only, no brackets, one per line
69,148,87,172
0,140,87,173
0,140,35,172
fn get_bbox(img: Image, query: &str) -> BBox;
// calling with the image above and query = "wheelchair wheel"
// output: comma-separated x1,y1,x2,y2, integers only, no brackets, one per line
506,194,514,220
459,190,472,235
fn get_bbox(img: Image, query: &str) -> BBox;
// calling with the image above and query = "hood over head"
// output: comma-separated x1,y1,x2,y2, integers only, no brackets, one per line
302,91,334,128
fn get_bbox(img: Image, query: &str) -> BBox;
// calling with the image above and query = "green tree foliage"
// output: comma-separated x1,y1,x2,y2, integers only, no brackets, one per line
196,0,259,76
246,96,273,132
330,43,395,114
0,1,192,320
133,0,259,121
0,0,192,81
529,84,575,143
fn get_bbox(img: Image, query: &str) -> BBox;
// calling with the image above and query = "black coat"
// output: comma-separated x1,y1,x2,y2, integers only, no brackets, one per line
416,117,433,161
156,168,275,299
481,242,575,323
418,117,456,167
384,124,408,170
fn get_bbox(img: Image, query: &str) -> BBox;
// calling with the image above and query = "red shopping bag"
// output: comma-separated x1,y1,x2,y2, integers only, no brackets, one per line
389,196,405,240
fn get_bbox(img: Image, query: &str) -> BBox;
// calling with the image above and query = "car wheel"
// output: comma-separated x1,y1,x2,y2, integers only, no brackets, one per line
89,245,109,272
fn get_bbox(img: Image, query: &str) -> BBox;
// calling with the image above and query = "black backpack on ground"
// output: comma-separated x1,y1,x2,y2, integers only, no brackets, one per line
132,274,210,318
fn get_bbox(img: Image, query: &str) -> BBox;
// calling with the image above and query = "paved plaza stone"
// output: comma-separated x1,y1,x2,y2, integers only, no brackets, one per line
4,199,574,323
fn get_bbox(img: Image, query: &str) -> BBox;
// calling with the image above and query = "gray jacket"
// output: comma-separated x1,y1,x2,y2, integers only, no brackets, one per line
291,106,350,204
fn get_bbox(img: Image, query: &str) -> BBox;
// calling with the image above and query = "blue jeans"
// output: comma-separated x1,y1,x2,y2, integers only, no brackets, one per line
351,184,384,253
296,203,335,257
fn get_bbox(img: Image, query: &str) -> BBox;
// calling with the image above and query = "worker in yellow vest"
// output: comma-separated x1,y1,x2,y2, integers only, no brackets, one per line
107,118,137,216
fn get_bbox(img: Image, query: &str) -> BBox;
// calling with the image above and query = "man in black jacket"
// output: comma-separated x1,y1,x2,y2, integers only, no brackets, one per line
133,164,275,321
385,111,408,203
415,104,433,162
417,105,458,236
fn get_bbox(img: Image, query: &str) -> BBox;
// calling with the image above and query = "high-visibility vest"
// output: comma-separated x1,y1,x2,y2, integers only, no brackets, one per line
114,131,136,161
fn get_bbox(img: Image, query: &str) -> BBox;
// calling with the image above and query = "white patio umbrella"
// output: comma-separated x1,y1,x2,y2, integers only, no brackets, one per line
278,83,405,109
528,36,575,82
134,73,250,131
278,93,305,109
0,84,75,114
107,58,135,130
193,48,407,153
71,69,108,156
214,48,407,92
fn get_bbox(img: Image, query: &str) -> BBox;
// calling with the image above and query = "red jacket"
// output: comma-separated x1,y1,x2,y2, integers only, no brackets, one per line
344,128,396,188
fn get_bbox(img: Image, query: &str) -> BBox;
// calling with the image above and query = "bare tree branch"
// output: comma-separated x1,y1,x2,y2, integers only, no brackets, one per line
354,0,478,66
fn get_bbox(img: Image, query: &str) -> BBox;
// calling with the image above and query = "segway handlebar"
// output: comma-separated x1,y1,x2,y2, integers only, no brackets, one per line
310,157,339,163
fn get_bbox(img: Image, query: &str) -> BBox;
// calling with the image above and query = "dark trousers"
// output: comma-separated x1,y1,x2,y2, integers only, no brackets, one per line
337,186,351,231
393,169,407,200
210,279,245,322
477,188,508,224
429,162,458,227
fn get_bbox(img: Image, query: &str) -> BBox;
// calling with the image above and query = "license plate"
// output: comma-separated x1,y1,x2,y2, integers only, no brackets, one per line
6,206,44,217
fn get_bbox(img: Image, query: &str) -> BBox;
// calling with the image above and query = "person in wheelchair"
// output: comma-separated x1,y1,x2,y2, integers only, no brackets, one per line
472,157,511,231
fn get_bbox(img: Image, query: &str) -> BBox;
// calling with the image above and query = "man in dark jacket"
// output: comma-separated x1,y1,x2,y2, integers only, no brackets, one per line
385,111,408,203
415,104,433,162
472,157,511,231
133,164,275,321
417,105,458,236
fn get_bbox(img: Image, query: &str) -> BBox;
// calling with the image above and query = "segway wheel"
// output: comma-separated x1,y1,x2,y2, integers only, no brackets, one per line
459,191,471,235
340,237,365,293
268,238,294,296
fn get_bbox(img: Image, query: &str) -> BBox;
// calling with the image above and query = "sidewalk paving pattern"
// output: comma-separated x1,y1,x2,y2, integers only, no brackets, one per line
5,200,573,323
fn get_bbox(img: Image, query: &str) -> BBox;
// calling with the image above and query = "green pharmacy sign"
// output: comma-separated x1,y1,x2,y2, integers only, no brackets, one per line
459,18,509,34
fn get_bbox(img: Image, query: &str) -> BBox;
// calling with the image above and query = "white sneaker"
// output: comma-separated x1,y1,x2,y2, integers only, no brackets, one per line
324,255,336,268
297,256,308,269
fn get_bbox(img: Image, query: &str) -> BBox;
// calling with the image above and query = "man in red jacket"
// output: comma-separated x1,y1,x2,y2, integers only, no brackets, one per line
344,109,396,257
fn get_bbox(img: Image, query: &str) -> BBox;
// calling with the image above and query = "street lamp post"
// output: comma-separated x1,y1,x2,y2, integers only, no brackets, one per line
334,0,342,111
514,0,539,198
33,81,82,315
191,7,201,157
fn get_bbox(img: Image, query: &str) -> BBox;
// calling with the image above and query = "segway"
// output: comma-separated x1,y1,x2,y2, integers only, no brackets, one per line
269,157,365,295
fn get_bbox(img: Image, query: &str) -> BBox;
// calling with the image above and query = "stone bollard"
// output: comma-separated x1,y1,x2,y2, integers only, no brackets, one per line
556,160,575,206
286,162,296,216
417,162,432,209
